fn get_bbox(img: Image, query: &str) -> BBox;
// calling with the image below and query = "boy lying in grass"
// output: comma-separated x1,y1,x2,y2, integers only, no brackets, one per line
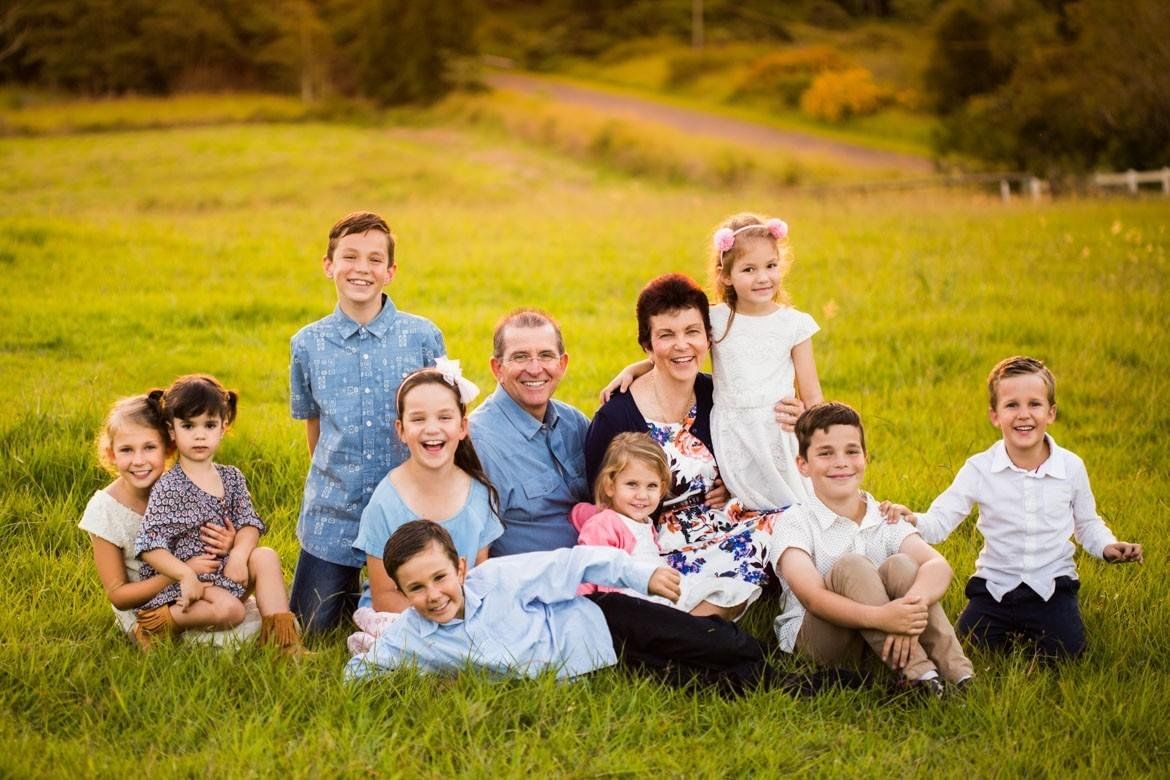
346,520,854,695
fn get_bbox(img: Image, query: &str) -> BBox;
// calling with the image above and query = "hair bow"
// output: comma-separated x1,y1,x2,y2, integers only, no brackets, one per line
434,356,480,405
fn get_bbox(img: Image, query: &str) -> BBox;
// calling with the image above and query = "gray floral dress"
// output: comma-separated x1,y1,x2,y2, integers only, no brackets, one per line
134,464,265,610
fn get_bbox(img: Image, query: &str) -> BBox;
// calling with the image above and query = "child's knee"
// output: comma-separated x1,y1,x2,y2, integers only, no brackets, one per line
826,553,879,593
214,598,247,628
249,546,281,574
878,553,918,595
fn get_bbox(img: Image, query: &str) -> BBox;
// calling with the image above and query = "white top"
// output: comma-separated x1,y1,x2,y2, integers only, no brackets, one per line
77,489,261,645
914,435,1117,602
768,492,919,653
709,303,818,410
708,303,818,510
615,514,686,608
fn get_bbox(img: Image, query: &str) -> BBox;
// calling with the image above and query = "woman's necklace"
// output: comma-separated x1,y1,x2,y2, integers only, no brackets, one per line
651,371,695,424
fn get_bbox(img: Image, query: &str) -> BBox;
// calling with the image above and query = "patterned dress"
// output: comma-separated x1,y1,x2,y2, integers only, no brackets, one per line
135,464,266,610
647,406,780,611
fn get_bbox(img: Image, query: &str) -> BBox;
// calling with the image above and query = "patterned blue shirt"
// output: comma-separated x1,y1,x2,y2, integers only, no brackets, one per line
344,546,657,681
468,385,589,557
290,295,445,566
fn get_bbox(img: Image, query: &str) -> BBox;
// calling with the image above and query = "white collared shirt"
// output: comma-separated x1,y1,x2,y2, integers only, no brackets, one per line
915,436,1117,602
769,492,919,653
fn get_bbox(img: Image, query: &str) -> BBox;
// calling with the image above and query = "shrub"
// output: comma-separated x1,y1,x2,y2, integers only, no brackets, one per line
800,67,888,122
732,46,851,106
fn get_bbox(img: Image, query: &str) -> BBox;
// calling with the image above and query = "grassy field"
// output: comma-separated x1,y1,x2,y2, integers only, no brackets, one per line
1,99,1168,777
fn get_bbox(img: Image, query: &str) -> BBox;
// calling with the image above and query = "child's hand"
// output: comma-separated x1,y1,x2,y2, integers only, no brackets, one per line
177,573,204,611
1103,542,1143,563
648,567,682,603
200,518,236,557
599,368,637,404
772,396,805,433
187,553,222,577
704,478,729,510
878,501,917,526
222,554,250,587
882,633,918,670
876,595,928,635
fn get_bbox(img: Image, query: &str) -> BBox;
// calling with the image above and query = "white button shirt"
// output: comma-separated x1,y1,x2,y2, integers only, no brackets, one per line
915,436,1117,602
769,492,918,653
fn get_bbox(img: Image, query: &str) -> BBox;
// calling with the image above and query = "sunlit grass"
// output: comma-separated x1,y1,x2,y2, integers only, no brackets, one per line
1,104,1168,776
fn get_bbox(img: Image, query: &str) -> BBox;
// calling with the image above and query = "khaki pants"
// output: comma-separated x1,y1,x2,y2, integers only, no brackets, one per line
795,553,974,682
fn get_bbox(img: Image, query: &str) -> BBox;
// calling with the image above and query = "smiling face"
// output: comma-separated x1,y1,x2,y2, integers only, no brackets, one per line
393,541,467,624
646,307,709,384
490,323,567,421
108,422,168,495
989,372,1056,462
604,459,665,523
722,237,782,314
170,412,225,466
395,381,468,469
796,424,867,506
323,230,395,320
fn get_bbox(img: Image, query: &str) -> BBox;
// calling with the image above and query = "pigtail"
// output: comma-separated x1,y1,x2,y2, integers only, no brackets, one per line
223,390,239,427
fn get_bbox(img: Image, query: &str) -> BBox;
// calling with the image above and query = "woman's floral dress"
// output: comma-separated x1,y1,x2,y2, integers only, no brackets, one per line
647,406,780,612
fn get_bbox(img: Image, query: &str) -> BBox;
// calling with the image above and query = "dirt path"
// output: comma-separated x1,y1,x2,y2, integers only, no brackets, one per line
488,72,934,175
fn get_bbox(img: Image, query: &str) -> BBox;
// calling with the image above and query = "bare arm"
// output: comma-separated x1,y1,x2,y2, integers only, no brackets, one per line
897,534,954,606
599,359,652,404
89,535,173,611
367,554,410,613
791,339,823,407
305,417,321,457
779,548,927,634
475,546,490,566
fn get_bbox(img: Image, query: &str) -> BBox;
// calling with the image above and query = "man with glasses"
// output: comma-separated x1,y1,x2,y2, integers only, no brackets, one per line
469,309,590,556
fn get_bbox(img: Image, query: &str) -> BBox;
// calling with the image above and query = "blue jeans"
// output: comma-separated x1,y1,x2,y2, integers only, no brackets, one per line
289,549,361,635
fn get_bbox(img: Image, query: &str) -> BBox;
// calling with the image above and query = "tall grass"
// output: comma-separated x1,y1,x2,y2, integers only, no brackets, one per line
1,104,1167,777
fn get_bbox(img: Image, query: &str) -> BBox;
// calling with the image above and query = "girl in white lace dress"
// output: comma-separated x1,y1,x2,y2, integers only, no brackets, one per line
708,213,822,510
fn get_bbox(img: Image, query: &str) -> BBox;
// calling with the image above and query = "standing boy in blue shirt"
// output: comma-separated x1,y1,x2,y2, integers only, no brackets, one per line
289,211,445,634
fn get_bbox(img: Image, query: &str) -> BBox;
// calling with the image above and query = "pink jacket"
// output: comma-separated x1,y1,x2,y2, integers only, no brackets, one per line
570,502,658,595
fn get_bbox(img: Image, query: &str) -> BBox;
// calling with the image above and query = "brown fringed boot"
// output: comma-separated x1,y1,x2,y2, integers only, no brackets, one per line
259,612,309,658
133,605,179,651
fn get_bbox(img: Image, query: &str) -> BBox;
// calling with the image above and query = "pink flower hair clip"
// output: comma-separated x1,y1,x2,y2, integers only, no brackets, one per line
714,218,790,260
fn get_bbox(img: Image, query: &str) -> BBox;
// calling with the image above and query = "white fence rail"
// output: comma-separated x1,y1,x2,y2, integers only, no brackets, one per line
1092,168,1170,195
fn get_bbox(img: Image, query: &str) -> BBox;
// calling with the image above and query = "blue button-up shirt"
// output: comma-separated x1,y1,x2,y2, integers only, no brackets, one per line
290,295,444,566
344,546,657,681
468,385,589,556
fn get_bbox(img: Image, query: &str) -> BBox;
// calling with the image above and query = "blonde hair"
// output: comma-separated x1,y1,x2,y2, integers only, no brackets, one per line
592,432,671,508
96,392,171,475
987,355,1056,408
709,212,793,340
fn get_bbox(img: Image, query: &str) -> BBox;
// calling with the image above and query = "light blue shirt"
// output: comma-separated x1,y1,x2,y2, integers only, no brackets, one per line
468,385,589,556
344,546,657,681
290,295,445,567
352,477,503,607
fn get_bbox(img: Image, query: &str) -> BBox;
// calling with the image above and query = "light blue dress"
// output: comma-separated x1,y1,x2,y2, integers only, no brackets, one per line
352,476,503,608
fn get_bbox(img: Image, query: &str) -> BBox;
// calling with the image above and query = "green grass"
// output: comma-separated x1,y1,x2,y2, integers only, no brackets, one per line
2,98,1168,777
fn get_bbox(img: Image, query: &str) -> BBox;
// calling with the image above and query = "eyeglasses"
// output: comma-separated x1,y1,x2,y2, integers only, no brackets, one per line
503,351,561,366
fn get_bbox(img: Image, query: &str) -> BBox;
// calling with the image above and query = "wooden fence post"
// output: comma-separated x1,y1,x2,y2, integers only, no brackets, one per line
1000,179,1011,203
1127,169,1138,194
1162,167,1170,196
1028,177,1043,201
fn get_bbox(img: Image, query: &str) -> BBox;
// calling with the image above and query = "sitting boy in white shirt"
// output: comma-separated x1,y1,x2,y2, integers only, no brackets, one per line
909,356,1142,659
770,402,974,696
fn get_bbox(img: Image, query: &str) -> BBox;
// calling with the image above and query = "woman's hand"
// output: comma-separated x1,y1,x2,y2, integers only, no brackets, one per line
647,567,682,603
773,396,806,433
599,361,651,404
200,518,236,557
704,478,729,510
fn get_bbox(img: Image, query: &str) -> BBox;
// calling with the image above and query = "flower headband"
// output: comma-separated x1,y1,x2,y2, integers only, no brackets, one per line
433,356,480,405
713,218,789,261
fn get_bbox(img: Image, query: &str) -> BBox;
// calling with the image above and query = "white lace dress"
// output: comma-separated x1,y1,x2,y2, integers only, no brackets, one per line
709,303,819,511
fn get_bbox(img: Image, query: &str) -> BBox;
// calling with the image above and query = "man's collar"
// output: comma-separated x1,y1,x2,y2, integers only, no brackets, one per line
491,384,558,439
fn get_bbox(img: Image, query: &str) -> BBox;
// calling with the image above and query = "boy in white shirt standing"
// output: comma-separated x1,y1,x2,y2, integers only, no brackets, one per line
912,356,1142,659
771,402,974,695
